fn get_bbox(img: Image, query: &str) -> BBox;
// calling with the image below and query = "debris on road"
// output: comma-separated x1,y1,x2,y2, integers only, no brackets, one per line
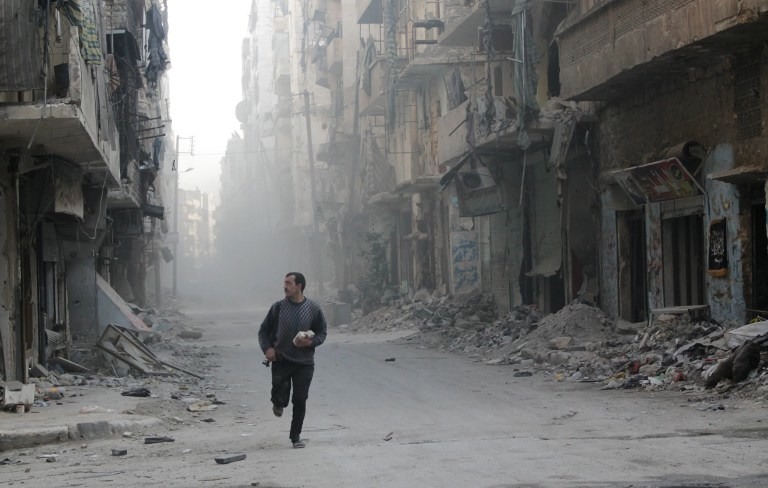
144,436,175,444
79,405,114,414
383,432,393,441
348,292,768,399
111,449,128,456
214,453,246,464
188,401,217,412
121,387,152,397
178,330,203,340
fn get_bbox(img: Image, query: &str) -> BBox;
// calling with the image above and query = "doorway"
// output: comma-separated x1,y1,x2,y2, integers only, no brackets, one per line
662,214,705,306
618,210,647,322
752,202,768,316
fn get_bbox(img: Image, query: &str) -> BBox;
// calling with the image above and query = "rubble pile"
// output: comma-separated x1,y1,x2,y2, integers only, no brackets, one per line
22,306,216,412
351,293,768,397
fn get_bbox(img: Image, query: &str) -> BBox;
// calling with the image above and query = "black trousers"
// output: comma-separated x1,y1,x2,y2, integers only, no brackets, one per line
271,360,315,441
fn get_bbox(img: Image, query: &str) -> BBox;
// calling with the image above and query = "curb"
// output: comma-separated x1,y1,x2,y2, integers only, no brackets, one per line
0,416,163,451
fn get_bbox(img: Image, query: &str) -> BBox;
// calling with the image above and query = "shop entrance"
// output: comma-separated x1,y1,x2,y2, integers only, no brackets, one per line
752,202,768,317
662,214,705,306
618,210,647,322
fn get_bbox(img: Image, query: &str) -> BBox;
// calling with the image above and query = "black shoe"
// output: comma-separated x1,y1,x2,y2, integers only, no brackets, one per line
291,438,306,449
272,405,283,417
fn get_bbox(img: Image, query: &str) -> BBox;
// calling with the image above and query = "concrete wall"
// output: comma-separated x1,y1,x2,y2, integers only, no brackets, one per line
559,0,768,100
598,191,619,318
704,144,746,326
63,240,99,340
596,54,768,323
0,165,19,380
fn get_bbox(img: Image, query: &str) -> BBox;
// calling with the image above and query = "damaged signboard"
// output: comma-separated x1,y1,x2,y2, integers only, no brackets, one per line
609,157,703,205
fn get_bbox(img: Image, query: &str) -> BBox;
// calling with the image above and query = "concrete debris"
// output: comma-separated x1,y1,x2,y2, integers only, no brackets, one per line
144,436,175,444
349,293,768,398
48,357,90,374
1,382,35,410
178,330,203,340
187,401,217,412
214,453,246,464
111,448,128,456
97,324,174,376
121,387,151,397
79,405,115,414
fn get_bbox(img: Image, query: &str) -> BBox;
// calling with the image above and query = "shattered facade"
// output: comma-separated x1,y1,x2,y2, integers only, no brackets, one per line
0,0,173,383
236,0,767,332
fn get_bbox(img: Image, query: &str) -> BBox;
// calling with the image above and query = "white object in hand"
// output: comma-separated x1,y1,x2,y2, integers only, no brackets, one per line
293,330,315,346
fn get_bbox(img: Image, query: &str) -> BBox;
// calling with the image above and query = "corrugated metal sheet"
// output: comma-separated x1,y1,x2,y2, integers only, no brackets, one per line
0,0,43,91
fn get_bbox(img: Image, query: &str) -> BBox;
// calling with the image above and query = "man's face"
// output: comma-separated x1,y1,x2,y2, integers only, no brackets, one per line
284,275,301,297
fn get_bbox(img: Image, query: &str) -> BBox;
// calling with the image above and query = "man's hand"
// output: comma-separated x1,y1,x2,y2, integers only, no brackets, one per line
294,336,313,348
265,347,277,362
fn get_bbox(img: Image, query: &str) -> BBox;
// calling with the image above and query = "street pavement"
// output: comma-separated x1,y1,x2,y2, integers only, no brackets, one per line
1,305,767,487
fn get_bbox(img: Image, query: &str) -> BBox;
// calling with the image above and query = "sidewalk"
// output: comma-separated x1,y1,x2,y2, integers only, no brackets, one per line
0,383,163,451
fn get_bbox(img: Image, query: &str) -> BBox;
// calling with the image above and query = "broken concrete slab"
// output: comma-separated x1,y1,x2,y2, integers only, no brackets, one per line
96,275,151,332
724,321,768,349
1,382,35,409
144,436,175,444
178,330,203,340
97,324,172,376
549,336,573,350
214,453,246,464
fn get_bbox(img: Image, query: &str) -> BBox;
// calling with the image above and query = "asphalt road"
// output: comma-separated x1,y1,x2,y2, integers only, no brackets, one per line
4,305,768,487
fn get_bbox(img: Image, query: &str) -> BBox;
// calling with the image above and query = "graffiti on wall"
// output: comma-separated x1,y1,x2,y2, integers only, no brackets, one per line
451,231,480,295
707,219,728,277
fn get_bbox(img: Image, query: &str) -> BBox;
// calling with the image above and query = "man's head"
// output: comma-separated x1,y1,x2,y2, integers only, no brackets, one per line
284,272,306,300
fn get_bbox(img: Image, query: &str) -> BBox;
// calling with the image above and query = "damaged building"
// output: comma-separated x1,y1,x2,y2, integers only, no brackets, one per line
0,0,173,383
555,0,768,325
227,0,767,329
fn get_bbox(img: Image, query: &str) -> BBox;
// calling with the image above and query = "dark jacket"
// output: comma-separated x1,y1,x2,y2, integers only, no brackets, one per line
258,297,327,365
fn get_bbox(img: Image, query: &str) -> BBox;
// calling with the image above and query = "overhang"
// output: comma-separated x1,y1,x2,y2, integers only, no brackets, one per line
707,166,768,185
0,103,120,185
396,47,475,89
392,175,442,195
558,1,768,102
439,0,513,48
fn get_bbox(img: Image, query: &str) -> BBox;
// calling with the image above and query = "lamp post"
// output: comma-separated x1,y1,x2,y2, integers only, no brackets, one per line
173,135,194,297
